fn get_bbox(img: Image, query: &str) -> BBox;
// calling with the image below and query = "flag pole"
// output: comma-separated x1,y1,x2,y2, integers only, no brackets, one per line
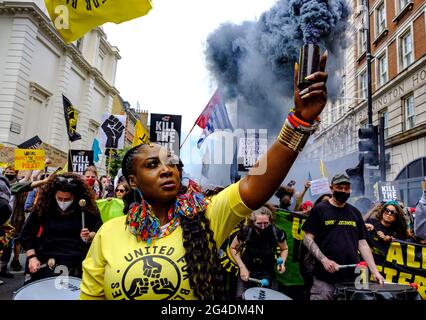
107,149,112,177
180,122,197,150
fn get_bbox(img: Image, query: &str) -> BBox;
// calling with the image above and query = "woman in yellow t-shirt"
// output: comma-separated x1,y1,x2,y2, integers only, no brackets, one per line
80,55,328,300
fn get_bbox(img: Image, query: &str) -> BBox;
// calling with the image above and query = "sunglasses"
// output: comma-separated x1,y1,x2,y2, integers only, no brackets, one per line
57,176,75,184
116,189,126,193
384,208,397,216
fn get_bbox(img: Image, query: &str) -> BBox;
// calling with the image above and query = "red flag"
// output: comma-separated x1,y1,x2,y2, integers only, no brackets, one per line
195,89,220,129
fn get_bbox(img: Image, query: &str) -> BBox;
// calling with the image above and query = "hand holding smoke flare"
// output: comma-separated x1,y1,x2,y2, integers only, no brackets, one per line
205,0,350,132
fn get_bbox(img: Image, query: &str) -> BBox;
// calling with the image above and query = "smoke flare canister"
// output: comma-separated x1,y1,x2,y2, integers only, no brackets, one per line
297,43,320,90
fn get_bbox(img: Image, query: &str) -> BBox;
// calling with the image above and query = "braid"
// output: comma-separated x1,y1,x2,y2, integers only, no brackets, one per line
181,213,224,300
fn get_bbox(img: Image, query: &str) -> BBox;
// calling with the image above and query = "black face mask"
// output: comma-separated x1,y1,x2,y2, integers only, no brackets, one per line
333,191,350,204
255,224,271,234
5,174,16,182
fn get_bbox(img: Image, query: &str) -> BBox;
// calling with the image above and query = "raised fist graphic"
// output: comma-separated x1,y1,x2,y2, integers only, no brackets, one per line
101,115,124,149
128,278,149,298
151,278,176,296
142,256,162,279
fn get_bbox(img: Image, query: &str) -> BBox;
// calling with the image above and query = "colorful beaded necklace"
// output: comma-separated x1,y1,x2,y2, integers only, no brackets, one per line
126,179,208,245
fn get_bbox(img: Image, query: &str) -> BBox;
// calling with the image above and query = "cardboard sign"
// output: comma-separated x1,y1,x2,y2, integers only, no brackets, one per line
237,131,268,172
149,113,182,157
69,150,94,175
100,114,126,149
310,178,330,196
14,149,45,170
377,181,401,202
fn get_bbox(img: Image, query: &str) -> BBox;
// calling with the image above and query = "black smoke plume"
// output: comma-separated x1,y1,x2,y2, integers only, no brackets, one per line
205,0,351,134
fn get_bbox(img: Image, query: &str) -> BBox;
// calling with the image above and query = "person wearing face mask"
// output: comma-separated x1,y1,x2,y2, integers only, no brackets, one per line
20,173,101,283
83,166,102,199
230,205,288,299
302,173,384,300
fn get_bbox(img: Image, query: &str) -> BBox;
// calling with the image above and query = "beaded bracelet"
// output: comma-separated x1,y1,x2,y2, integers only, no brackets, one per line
277,116,319,152
289,108,321,125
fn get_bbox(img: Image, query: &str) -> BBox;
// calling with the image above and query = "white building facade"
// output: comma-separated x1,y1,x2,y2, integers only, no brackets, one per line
0,0,120,166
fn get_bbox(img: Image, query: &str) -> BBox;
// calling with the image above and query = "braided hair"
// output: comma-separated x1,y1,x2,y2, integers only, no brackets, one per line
121,144,224,300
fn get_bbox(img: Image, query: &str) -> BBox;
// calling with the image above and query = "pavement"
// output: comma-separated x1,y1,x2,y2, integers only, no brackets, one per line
0,254,26,300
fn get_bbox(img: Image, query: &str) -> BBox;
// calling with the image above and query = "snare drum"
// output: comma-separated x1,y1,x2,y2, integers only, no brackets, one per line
243,287,292,300
334,282,420,300
13,276,81,300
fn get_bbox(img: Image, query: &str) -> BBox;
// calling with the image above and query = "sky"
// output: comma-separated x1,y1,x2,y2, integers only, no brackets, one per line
103,0,277,142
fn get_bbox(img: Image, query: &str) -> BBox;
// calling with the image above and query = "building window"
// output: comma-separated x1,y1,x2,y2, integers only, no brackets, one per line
359,71,367,99
398,0,410,12
400,31,413,69
403,93,415,130
379,109,389,138
377,53,388,87
358,29,366,56
97,48,106,72
376,2,386,36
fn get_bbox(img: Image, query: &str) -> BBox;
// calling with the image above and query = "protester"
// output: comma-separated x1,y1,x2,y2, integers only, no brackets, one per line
275,180,296,210
294,181,311,211
114,181,130,200
302,173,385,300
80,55,329,300
365,201,409,258
414,177,426,242
0,173,12,286
20,173,102,282
100,175,115,199
83,166,102,199
230,205,288,299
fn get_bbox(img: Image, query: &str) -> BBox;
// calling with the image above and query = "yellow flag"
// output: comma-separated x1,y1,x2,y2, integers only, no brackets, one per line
319,159,329,178
56,161,68,174
132,120,150,147
44,0,153,43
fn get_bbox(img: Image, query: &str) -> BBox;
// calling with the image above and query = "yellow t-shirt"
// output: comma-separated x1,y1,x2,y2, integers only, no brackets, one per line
80,181,251,300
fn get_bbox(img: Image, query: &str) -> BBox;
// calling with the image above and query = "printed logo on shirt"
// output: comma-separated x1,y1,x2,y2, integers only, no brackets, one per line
109,245,192,300
324,220,357,227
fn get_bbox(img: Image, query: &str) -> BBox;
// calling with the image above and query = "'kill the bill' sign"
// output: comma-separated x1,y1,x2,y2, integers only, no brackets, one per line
68,150,94,175
149,114,182,157
376,181,401,202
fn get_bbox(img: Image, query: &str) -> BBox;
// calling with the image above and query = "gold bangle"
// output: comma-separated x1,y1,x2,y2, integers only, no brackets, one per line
277,121,310,152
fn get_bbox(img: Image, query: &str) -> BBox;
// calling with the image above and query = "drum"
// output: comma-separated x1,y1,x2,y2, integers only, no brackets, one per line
13,276,81,300
243,287,292,300
334,282,420,300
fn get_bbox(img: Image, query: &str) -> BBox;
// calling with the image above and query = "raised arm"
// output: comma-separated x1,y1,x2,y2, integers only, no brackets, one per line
239,53,328,209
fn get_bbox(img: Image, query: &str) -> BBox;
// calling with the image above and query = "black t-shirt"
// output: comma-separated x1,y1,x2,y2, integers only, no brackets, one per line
365,218,395,260
20,207,102,267
302,200,367,284
237,225,286,273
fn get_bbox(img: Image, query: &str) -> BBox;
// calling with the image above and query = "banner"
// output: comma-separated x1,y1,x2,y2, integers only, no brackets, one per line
149,114,182,157
68,150,94,175
14,149,45,170
100,114,126,150
372,240,426,299
63,95,82,142
18,136,42,150
275,210,307,286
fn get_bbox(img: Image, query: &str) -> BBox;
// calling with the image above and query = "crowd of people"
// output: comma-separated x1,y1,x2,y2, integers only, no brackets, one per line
0,52,424,300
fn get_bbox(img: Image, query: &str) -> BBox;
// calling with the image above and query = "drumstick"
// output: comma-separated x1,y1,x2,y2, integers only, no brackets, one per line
338,261,368,269
248,278,269,287
79,199,86,229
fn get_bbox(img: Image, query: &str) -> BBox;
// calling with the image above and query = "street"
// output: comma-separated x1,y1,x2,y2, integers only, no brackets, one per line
0,254,26,300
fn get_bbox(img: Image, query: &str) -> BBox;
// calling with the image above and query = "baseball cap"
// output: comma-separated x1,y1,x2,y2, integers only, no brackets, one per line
331,173,351,185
